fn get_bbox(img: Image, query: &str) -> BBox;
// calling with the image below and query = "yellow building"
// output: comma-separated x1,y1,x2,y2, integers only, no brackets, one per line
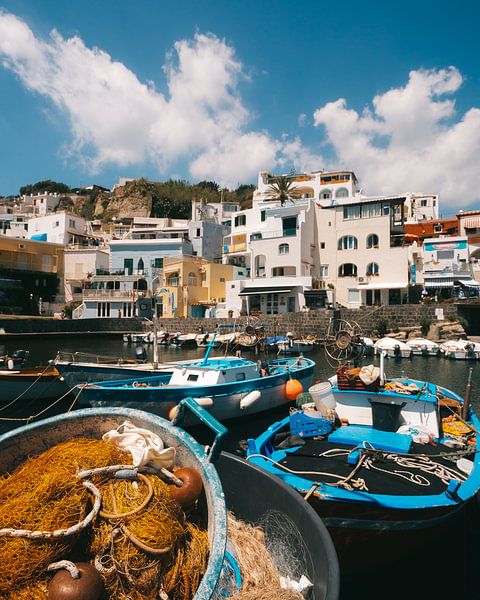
0,235,64,314
156,256,233,317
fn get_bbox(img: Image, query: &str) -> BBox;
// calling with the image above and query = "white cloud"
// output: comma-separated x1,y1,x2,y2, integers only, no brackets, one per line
0,12,315,187
313,67,480,208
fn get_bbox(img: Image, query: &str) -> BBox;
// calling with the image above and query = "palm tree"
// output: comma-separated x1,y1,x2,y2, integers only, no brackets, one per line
265,175,297,206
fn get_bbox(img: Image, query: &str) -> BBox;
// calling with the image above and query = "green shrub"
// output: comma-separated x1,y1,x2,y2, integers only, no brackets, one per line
392,326,400,333
420,318,431,336
457,316,469,331
376,318,389,337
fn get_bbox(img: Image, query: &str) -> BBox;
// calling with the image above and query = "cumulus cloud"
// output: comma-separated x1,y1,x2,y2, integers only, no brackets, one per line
0,11,310,187
314,67,480,207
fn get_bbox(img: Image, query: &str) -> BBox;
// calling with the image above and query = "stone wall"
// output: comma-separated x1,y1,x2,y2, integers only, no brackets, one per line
0,303,466,337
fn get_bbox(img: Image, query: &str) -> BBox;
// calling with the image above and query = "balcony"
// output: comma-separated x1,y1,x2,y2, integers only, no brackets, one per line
83,289,152,299
250,229,297,241
224,243,248,254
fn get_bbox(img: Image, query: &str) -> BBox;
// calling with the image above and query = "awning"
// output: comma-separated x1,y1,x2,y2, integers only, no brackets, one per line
457,279,480,288
359,282,407,290
304,289,327,296
424,280,454,288
462,216,480,229
238,286,295,296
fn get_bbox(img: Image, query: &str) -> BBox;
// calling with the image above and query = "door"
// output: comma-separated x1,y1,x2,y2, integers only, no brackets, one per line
287,297,296,312
124,258,133,275
266,293,279,314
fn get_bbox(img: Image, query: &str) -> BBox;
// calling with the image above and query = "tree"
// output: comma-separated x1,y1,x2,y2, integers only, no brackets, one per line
19,180,71,196
265,175,297,206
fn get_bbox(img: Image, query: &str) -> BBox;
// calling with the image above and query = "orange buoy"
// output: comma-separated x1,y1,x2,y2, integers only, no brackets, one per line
169,467,203,509
285,379,303,401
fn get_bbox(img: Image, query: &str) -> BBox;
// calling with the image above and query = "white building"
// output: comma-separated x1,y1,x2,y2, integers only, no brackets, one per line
27,212,90,246
19,192,62,216
191,200,240,227
420,236,478,296
223,169,433,313
64,246,110,304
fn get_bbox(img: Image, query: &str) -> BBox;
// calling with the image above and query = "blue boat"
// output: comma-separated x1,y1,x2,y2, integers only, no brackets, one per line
0,401,340,599
78,355,315,421
246,374,480,572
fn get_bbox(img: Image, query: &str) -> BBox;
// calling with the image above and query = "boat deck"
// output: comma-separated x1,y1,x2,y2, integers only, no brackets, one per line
278,437,469,496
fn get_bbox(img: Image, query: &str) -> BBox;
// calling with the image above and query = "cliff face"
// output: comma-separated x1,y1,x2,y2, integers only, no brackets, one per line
94,186,152,220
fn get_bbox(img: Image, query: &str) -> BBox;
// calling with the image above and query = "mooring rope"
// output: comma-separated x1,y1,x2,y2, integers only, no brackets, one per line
0,363,53,413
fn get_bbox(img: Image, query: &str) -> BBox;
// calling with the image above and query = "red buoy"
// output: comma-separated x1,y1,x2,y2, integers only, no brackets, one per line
169,467,203,509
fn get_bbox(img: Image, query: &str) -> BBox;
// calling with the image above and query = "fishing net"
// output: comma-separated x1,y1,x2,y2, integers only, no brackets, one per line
223,512,309,600
0,438,130,594
0,437,212,600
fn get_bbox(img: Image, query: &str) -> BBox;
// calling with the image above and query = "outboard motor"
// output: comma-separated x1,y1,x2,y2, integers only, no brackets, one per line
12,349,29,366
135,345,147,362
466,343,476,360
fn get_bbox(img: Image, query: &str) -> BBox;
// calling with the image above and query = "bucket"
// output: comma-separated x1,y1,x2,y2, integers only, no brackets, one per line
309,382,336,415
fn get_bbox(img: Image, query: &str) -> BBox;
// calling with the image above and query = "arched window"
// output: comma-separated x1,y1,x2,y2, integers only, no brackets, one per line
366,262,379,276
188,272,197,286
367,233,379,249
278,243,289,255
338,263,357,277
167,272,179,286
338,235,358,250
319,189,332,200
335,187,349,198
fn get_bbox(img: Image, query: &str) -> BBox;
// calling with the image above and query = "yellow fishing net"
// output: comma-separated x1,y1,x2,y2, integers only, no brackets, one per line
0,437,209,600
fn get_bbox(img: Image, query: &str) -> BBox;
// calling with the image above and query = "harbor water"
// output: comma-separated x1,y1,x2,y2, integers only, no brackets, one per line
1,334,480,599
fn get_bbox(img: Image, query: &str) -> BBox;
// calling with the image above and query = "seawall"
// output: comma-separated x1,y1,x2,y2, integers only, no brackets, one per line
0,303,468,337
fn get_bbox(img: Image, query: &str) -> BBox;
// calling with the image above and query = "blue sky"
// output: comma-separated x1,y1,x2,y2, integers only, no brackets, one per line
0,1,479,212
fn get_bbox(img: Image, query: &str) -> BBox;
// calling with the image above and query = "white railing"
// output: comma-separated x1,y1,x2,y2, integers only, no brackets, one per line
72,303,84,319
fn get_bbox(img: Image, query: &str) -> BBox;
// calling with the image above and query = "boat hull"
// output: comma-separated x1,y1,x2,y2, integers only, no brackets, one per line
307,494,466,573
55,361,172,388
0,367,68,402
79,364,315,422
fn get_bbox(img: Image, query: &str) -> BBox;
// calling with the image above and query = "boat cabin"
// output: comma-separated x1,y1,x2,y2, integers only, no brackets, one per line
168,358,260,387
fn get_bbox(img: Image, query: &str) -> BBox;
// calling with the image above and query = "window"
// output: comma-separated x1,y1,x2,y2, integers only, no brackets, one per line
167,272,180,286
319,265,328,277
153,257,163,269
366,262,379,275
196,228,200,237
234,214,246,227
319,189,332,200
69,219,76,228
335,188,349,198
272,267,285,277
250,232,262,241
338,236,358,250
282,217,297,236
338,263,357,277
261,210,266,222
320,242,325,249
361,202,382,218
366,233,379,248
421,199,428,207
279,243,289,255
236,373,246,381
187,374,199,382
383,205,390,216
433,224,443,233
220,277,225,282
343,205,361,220
54,221,60,227
188,272,197,286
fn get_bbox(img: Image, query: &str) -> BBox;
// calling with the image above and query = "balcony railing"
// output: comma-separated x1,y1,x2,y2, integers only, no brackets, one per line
224,243,248,254
250,229,297,241
83,289,152,299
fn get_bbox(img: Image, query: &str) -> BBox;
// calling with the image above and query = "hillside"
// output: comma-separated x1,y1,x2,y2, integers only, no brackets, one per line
2,178,255,221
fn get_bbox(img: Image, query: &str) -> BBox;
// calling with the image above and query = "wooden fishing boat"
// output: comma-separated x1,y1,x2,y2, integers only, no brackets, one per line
0,402,340,599
78,355,315,422
0,364,68,402
247,373,480,573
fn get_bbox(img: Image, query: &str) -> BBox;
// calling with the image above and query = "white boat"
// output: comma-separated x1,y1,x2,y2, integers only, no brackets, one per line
195,333,222,348
405,338,440,356
440,339,480,360
374,337,412,358
122,332,151,344
277,333,315,354
169,332,198,348
360,337,374,356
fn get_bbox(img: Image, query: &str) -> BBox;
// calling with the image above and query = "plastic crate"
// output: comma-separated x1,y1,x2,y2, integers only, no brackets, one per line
289,410,333,438
336,366,380,392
